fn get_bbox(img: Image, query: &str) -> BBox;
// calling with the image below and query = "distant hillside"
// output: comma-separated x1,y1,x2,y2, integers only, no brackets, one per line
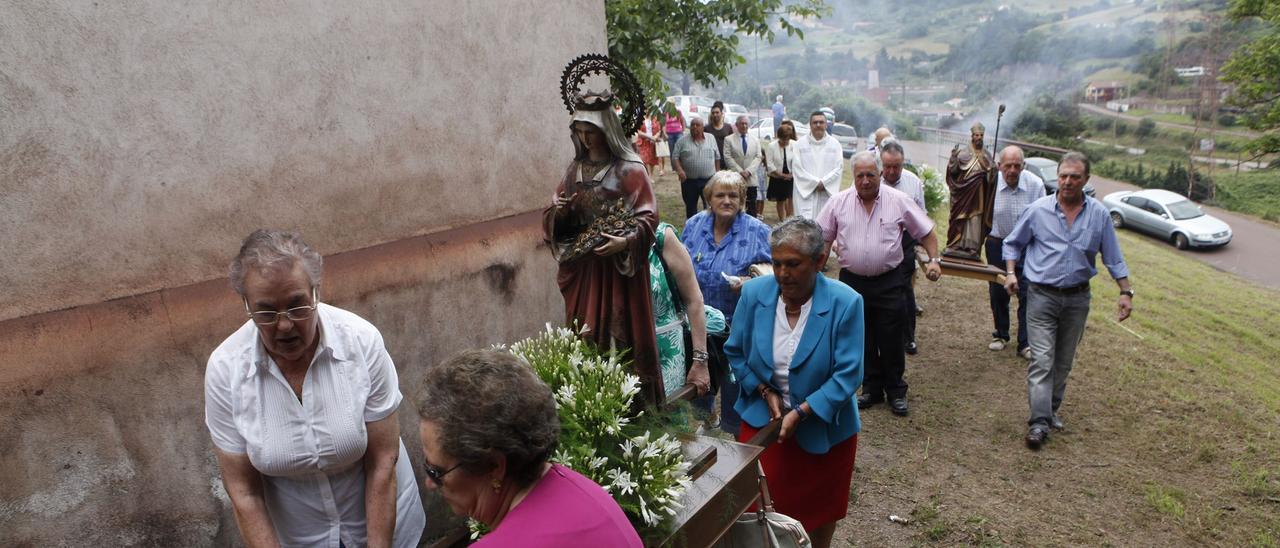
708,0,1229,106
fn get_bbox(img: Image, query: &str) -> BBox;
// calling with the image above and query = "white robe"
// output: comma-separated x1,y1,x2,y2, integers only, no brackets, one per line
791,133,843,219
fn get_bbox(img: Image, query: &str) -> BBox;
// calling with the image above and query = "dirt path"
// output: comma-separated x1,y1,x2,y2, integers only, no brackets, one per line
831,274,1185,546
649,168,1276,546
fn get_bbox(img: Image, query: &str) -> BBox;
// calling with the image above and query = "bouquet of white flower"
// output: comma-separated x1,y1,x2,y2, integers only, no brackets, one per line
506,324,691,533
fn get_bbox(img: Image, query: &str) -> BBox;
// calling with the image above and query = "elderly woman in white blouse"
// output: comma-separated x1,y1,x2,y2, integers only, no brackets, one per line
205,229,424,548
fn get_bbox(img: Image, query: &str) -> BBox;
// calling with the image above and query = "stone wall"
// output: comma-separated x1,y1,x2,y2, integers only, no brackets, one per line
0,1,602,544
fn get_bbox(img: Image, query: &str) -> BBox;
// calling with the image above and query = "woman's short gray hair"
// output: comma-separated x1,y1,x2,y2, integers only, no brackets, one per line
414,349,560,488
703,170,747,211
769,216,825,260
228,229,324,295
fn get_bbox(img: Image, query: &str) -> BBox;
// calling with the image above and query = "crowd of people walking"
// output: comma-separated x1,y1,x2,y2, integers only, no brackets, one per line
204,87,1134,548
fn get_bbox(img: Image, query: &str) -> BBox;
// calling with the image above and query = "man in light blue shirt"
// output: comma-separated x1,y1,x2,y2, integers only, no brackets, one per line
1002,151,1133,450
771,95,785,129
986,146,1045,358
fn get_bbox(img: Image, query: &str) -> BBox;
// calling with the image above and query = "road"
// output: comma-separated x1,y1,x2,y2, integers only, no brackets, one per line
900,139,1280,289
1077,103,1259,140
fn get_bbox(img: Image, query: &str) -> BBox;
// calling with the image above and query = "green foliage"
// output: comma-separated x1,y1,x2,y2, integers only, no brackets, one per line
606,0,828,106
1221,0,1280,155
1214,169,1280,222
1096,158,1215,202
1013,94,1086,141
1137,118,1158,137
508,326,690,534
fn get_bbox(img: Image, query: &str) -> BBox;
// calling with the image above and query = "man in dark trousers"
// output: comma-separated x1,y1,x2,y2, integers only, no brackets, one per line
818,151,943,417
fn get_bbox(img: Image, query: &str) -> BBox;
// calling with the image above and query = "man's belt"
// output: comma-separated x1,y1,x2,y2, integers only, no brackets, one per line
1031,281,1090,295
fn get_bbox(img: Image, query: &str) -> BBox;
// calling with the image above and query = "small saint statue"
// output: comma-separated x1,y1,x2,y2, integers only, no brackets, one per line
944,122,996,260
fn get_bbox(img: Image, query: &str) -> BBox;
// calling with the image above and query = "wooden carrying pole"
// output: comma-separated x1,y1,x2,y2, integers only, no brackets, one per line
917,247,1006,284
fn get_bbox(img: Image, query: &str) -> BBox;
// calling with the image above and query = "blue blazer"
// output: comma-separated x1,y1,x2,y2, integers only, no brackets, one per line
726,274,865,454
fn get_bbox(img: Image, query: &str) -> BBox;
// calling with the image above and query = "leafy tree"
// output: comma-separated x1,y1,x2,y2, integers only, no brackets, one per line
1220,0,1280,155
1136,118,1157,137
1013,94,1085,141
605,0,828,108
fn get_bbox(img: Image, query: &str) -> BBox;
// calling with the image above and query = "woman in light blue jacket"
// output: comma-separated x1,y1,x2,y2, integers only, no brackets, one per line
726,216,864,548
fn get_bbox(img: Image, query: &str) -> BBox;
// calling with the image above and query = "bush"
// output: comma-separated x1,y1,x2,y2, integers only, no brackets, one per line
1136,118,1157,137
1219,113,1238,127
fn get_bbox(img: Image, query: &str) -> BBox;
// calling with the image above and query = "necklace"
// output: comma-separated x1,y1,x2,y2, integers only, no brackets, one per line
580,157,611,169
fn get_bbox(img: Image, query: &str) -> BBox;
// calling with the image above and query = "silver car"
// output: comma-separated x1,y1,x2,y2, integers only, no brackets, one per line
1103,188,1232,249
828,122,860,158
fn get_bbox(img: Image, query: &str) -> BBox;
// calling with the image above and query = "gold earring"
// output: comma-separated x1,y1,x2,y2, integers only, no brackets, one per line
492,478,502,492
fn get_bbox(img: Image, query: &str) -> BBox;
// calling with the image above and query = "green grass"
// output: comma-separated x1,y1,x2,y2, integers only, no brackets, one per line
1144,484,1187,519
1214,170,1280,223
1114,230,1280,414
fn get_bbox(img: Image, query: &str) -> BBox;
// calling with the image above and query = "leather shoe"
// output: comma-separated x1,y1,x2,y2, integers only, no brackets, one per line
857,393,883,409
889,397,909,416
1025,426,1049,449
905,341,919,355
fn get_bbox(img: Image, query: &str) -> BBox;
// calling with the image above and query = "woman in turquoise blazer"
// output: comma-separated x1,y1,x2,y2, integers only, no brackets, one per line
726,217,864,548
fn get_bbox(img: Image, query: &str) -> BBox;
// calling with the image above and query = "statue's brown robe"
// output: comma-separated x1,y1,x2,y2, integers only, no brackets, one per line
543,159,663,407
945,147,996,258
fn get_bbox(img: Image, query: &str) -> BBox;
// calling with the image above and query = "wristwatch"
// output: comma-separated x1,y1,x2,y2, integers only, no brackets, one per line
1120,289,1135,298
928,257,941,264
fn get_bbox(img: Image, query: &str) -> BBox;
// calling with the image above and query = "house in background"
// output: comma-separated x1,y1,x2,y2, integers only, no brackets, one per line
1085,81,1128,103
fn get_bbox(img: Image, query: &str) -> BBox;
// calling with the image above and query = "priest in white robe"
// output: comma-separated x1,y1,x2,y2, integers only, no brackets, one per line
792,111,844,219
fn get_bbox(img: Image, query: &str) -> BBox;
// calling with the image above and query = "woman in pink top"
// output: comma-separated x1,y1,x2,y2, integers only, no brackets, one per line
415,350,642,547
664,105,686,171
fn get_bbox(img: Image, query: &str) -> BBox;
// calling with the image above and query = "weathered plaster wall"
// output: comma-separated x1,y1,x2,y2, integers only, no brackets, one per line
0,217,562,545
0,0,599,321
0,0,605,545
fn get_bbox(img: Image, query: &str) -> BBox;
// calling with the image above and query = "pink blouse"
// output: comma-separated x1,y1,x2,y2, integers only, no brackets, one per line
474,464,642,548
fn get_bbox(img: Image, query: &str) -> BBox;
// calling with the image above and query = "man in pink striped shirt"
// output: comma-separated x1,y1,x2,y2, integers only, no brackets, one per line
817,151,942,417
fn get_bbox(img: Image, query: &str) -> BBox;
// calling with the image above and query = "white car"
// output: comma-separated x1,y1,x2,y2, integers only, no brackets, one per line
666,95,716,126
828,122,860,158
748,118,810,142
1102,188,1232,249
724,102,751,124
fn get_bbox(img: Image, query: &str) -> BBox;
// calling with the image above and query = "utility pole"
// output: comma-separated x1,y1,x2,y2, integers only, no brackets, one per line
1161,16,1176,100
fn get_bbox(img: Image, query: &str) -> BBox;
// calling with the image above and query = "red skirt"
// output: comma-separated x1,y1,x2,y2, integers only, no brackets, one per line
738,425,858,531
635,137,658,166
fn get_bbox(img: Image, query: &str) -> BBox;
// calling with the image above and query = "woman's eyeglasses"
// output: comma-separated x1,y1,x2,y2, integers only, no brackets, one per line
244,288,319,325
423,460,465,487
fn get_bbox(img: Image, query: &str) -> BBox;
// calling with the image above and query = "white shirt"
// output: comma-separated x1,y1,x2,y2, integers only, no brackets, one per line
205,303,425,548
771,295,813,409
882,169,926,213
